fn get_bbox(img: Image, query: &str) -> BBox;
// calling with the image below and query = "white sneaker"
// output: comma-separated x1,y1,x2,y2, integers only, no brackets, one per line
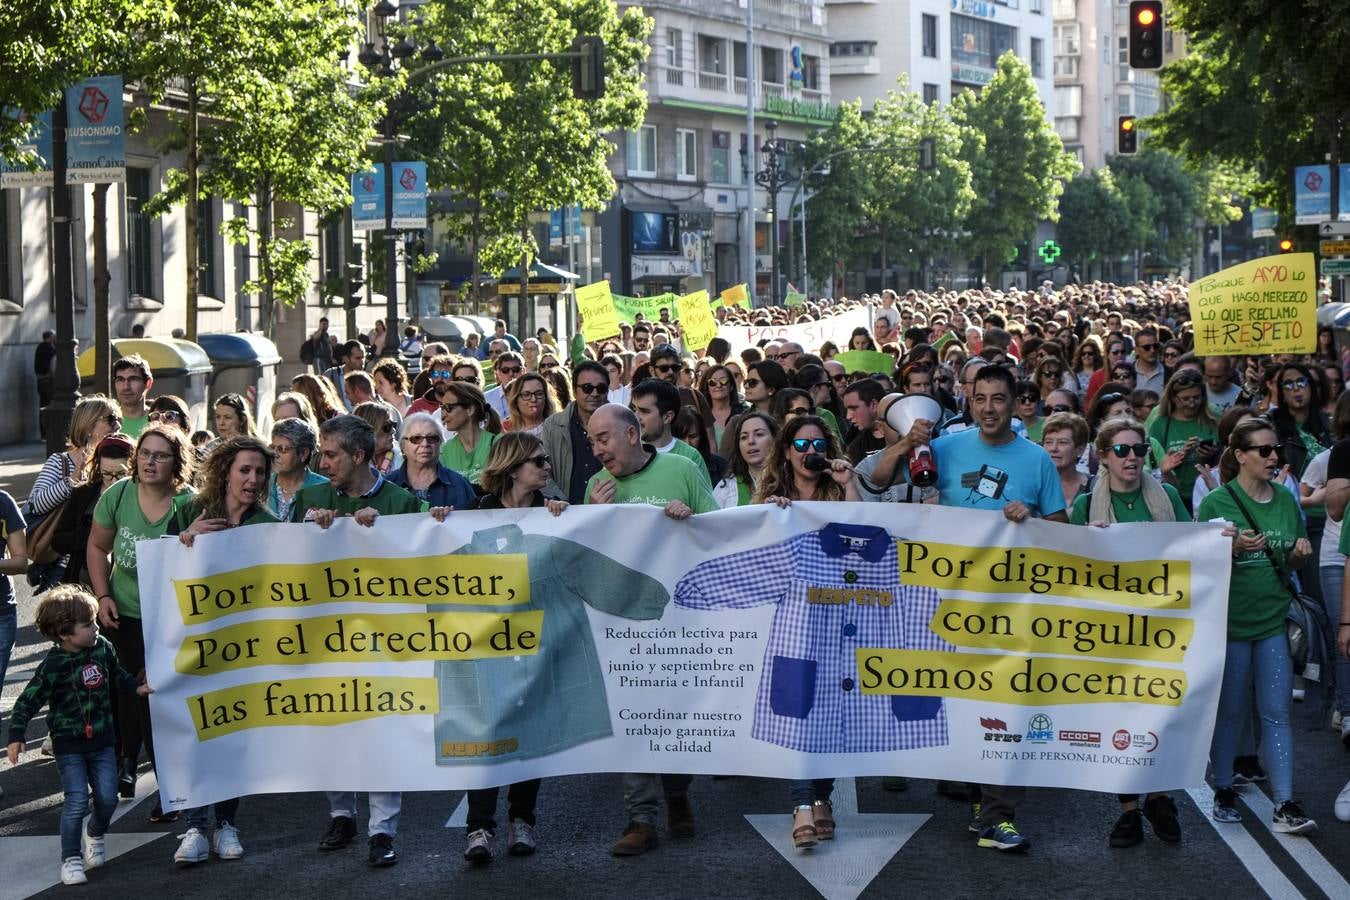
60,857,87,885
212,822,244,860
82,831,106,870
1336,779,1350,823
1333,710,1343,731
1342,718,1350,750
174,827,209,865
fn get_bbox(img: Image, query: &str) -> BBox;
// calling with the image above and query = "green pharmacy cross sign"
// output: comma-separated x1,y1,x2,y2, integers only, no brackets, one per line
1038,240,1062,265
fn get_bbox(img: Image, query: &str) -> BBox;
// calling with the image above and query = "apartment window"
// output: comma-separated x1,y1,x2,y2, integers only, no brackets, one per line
126,168,154,299
734,41,748,79
667,28,684,69
698,34,724,73
1054,55,1079,78
801,54,821,90
761,46,783,84
922,14,938,58
1030,0,1043,12
923,83,941,105
1053,23,1080,57
830,41,877,57
1118,36,1128,64
1054,117,1080,141
1055,85,1083,116
951,14,1017,69
197,197,216,298
1118,93,1131,115
1052,0,1076,15
711,131,730,183
675,128,697,181
320,218,342,287
626,125,657,176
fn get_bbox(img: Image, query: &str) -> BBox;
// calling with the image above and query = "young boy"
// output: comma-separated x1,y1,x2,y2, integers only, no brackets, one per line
6,586,152,886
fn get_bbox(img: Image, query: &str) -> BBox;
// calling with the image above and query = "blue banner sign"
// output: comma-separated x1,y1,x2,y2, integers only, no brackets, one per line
65,76,125,184
390,161,427,229
0,110,54,188
351,166,386,231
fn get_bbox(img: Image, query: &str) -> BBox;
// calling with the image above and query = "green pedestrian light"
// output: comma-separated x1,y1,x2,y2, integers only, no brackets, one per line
1038,240,1062,265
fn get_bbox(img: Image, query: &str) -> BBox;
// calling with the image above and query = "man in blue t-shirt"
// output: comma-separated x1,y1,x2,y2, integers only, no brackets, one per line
901,365,1066,854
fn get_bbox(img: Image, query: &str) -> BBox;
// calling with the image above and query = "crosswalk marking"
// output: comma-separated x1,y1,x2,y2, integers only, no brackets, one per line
1235,784,1350,900
1185,787,1304,900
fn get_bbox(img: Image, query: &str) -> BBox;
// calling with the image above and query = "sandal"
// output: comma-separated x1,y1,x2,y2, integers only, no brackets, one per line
812,799,835,840
792,805,818,849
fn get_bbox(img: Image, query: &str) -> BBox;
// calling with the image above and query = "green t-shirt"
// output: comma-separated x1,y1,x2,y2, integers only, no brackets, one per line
92,478,195,618
585,451,719,514
1196,480,1306,641
440,431,498,485
817,408,843,443
659,438,713,489
1148,415,1217,503
289,478,422,522
1024,418,1044,444
1296,425,1330,520
1069,482,1190,525
171,497,280,532
121,415,149,439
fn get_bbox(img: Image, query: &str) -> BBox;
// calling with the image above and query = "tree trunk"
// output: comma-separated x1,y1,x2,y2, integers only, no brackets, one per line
93,184,111,396
185,81,199,341
518,223,530,338
258,177,275,340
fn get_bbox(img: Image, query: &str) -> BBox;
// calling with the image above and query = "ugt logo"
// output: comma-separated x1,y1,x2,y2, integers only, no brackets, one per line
78,86,110,124
399,167,419,191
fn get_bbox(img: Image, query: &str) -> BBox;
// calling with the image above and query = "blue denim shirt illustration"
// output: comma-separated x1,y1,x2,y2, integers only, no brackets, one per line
434,524,669,765
674,523,951,753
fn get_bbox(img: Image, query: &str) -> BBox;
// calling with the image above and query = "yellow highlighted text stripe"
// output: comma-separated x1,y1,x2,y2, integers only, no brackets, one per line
188,676,438,740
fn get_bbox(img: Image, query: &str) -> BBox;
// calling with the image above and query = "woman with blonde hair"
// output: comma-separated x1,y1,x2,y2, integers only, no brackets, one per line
27,396,121,539
289,373,343,421
271,390,319,431
504,372,560,435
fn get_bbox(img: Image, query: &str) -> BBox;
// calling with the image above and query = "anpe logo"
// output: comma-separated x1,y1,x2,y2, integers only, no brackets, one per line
399,167,419,190
79,87,110,124
1025,713,1054,744
1112,729,1131,751
980,716,1021,743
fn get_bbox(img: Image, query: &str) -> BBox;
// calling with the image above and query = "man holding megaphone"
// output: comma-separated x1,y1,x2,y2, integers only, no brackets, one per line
853,393,943,504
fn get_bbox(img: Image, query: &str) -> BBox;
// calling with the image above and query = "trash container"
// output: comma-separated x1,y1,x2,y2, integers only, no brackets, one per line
198,332,282,430
78,338,213,430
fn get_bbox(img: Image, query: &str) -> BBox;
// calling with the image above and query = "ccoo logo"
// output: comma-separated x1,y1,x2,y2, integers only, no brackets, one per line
78,87,110,124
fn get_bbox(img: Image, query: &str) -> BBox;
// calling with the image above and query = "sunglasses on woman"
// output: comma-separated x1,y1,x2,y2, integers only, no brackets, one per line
1109,443,1149,459
1281,377,1309,391
791,437,829,453
524,454,551,468
1046,404,1074,413
1242,443,1283,458
147,411,181,424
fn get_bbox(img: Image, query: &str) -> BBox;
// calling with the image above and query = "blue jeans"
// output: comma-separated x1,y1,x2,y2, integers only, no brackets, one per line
1316,563,1350,723
186,798,241,831
55,746,118,860
1210,632,1296,804
0,611,15,703
789,778,834,807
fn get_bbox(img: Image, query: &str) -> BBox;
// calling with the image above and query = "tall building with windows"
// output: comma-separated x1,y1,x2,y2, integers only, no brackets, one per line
825,0,1053,111
607,0,833,299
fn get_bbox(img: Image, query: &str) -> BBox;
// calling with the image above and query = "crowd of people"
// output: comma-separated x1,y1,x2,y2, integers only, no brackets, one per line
4,279,1350,885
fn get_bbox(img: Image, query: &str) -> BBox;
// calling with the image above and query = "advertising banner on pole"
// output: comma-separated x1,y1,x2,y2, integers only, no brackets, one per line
65,76,125,184
1294,165,1331,225
391,161,427,229
351,166,385,231
139,503,1229,811
0,110,54,188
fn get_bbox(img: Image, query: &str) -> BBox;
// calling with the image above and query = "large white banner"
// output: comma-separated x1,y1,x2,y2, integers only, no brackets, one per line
717,307,871,354
139,503,1230,811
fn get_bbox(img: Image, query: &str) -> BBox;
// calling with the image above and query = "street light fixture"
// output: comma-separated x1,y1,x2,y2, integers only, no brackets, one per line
754,120,798,307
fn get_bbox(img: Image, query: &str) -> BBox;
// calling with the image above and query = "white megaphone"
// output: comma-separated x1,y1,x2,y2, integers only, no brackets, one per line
882,393,942,487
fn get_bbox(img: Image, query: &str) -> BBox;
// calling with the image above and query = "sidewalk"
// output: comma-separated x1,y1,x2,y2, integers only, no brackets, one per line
0,441,50,505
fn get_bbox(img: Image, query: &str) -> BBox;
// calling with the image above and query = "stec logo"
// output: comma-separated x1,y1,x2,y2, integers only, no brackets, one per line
980,716,1021,743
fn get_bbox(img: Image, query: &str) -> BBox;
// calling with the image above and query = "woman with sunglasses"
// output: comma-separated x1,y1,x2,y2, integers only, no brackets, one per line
1086,384,1134,436
385,412,475,511
797,364,846,441
1071,414,1190,847
504,373,560,436
744,360,790,415
458,432,566,862
713,411,779,509
698,364,749,448
1196,418,1317,834
439,382,503,486
1034,357,1070,403
754,416,857,848
50,434,134,588
1149,370,1219,514
351,402,402,475
1013,379,1044,442
147,395,192,433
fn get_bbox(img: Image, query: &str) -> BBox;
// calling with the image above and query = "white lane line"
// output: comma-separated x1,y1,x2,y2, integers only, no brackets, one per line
1185,787,1304,900
1236,786,1350,899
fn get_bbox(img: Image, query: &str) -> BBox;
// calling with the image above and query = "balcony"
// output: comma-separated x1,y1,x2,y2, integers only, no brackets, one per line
733,76,748,96
698,71,728,91
761,81,785,100
666,68,685,86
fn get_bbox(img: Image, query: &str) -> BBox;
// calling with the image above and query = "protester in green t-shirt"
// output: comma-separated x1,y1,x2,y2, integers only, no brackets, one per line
630,379,713,488
1070,417,1188,848
291,415,423,526
1195,417,1316,834
1149,369,1218,514
437,382,502,486
583,402,715,857
86,424,195,823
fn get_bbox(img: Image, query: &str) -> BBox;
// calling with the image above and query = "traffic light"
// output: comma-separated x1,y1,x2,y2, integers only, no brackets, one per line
1128,1,1164,69
345,262,366,310
1117,116,1137,154
572,34,605,100
1278,237,1294,253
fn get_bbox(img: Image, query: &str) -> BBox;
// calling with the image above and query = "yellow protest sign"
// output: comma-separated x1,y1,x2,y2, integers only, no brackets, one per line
575,280,621,342
720,283,751,309
677,290,719,353
1189,253,1317,356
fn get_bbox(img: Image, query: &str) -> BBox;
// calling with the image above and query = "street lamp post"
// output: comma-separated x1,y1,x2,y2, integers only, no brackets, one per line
360,2,443,358
754,120,797,307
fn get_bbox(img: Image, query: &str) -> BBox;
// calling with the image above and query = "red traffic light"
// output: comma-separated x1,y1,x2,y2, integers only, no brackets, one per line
1278,238,1294,253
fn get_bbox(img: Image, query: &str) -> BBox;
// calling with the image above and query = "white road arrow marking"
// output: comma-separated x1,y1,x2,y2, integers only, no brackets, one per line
1,769,171,899
747,777,929,900
446,794,469,828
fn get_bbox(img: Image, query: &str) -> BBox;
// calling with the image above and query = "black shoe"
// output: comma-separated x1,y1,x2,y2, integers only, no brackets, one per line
937,780,979,801
117,758,136,799
1108,809,1143,848
1143,794,1181,843
1233,755,1267,783
368,833,397,867
318,815,356,851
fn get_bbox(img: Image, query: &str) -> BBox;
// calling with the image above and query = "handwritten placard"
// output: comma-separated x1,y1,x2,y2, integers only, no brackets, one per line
575,281,621,342
1190,253,1316,356
677,290,719,354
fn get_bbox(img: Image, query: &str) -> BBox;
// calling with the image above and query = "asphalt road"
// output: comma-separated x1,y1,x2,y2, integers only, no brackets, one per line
2,554,1348,899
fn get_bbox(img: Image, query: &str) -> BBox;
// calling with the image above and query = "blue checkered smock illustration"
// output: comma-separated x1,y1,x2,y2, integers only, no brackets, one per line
673,522,951,753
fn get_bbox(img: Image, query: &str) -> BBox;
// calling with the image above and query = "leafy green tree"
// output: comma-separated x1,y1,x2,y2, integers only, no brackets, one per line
951,52,1079,281
1057,169,1133,278
803,102,876,285
403,0,651,305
